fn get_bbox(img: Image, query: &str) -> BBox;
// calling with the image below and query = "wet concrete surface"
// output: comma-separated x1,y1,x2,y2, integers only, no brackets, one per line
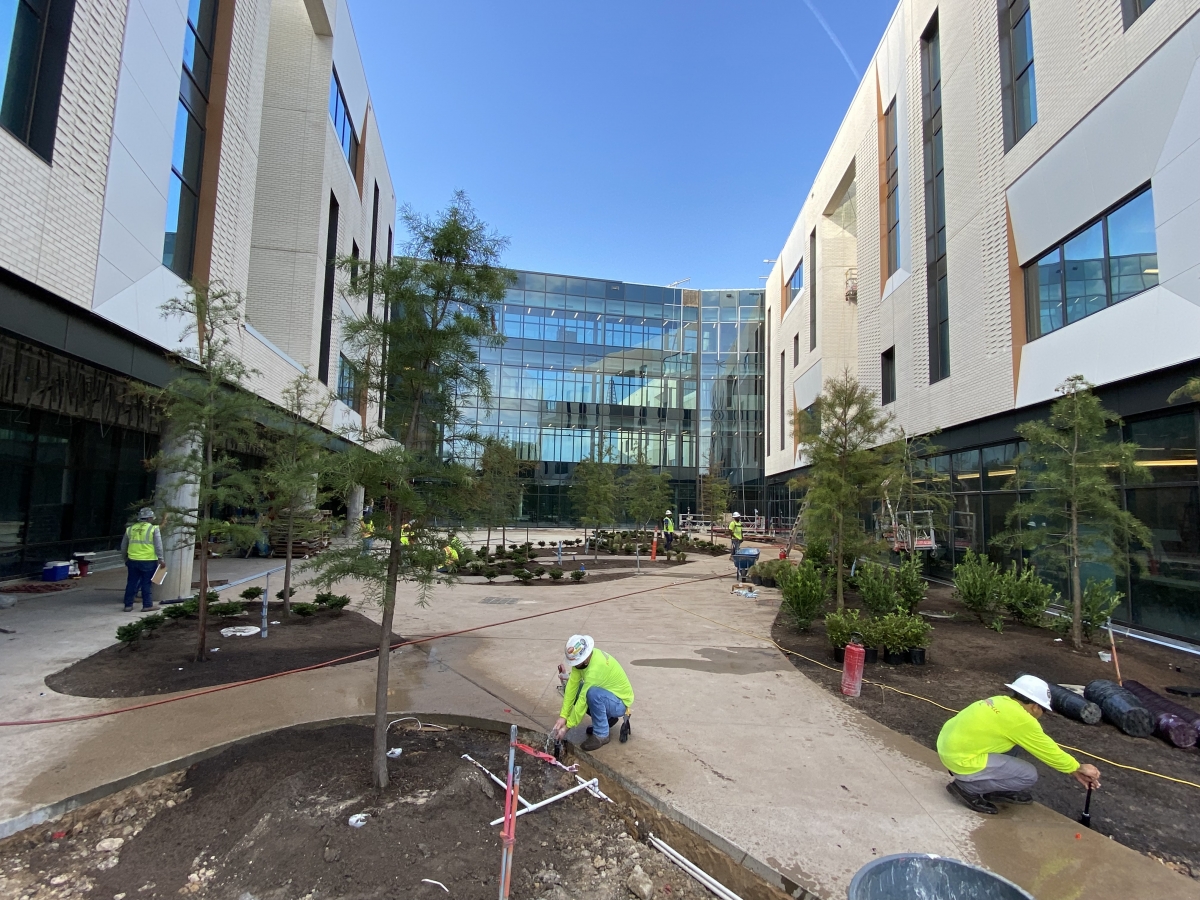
1,544,1196,898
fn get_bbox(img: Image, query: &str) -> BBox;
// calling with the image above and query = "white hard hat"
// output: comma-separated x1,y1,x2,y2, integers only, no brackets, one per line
1005,675,1053,712
665,510,672,515
565,634,594,666
138,507,155,521
731,512,741,518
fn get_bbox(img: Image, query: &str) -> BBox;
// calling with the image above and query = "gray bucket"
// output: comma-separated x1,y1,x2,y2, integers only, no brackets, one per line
848,854,1034,900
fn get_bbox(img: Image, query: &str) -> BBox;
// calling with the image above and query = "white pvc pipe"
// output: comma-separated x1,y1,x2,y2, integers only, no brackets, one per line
648,833,743,900
489,778,599,826
462,754,534,808
575,774,612,802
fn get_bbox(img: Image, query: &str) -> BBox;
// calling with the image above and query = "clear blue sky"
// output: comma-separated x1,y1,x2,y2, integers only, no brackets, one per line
350,1,898,290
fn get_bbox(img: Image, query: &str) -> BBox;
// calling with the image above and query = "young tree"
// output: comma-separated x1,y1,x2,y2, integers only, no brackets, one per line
571,453,618,559
477,437,522,557
260,372,334,617
698,473,732,541
791,370,894,609
621,455,673,533
150,283,263,660
312,192,508,789
995,376,1150,649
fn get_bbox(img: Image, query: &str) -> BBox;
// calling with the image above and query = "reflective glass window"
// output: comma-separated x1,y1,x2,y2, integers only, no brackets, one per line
1125,487,1200,640
1107,189,1158,304
952,449,981,493
524,272,546,291
1125,413,1197,484
982,443,1019,491
1063,221,1105,324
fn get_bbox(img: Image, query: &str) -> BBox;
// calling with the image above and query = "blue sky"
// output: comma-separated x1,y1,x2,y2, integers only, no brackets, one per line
351,1,899,290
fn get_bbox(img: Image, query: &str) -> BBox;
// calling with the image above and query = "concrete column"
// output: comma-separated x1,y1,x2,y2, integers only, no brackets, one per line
155,428,199,602
344,484,364,537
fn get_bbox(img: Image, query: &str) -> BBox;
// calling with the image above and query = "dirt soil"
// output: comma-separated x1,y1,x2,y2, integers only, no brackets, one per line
770,581,1200,880
45,608,398,699
0,724,713,900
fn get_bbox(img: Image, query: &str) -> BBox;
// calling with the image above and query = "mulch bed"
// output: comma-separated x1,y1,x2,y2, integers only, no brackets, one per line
45,608,398,699
0,724,713,900
0,581,76,594
770,582,1200,880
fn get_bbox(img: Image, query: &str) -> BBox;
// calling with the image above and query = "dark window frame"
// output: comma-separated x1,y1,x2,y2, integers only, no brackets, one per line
792,333,799,367
881,347,896,405
779,351,786,451
809,230,817,351
788,259,803,308
922,14,950,383
318,192,339,385
328,67,358,171
0,0,77,161
884,99,900,278
999,0,1037,149
1121,0,1156,28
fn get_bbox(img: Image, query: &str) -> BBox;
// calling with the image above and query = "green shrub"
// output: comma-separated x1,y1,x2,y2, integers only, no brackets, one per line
467,562,484,576
893,556,926,614
1053,579,1122,642
537,540,546,547
875,612,921,653
275,586,297,601
163,603,191,620
570,569,586,582
997,564,1057,626
209,601,244,618
240,586,264,601
804,540,830,566
116,620,146,647
856,562,900,618
313,591,337,606
533,567,547,579
180,599,200,615
675,551,687,562
291,602,317,616
779,560,824,630
326,595,350,611
549,567,564,580
458,547,476,564
483,567,499,582
903,613,933,649
953,550,1003,629
140,612,166,635
513,568,533,584
824,608,866,648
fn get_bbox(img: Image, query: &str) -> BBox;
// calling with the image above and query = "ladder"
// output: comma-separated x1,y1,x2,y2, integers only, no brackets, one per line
783,496,810,557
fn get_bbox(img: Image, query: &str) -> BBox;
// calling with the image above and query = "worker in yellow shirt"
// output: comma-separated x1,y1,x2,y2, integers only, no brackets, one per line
551,635,634,751
662,510,676,551
937,675,1102,815
728,512,743,555
121,507,163,611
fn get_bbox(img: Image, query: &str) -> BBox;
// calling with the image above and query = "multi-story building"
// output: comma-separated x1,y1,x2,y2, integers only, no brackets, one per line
0,0,395,599
455,271,764,523
763,0,1200,642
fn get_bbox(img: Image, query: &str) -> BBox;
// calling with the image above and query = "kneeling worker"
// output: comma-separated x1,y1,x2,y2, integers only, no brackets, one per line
937,675,1101,814
550,635,634,751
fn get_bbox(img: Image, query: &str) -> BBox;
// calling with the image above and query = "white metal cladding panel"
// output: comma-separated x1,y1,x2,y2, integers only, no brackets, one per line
0,0,126,307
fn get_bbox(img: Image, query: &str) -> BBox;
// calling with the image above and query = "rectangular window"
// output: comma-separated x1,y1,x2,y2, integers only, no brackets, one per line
809,230,817,351
318,193,339,384
1000,0,1037,148
163,0,218,279
1122,0,1155,29
337,354,357,407
765,316,771,456
884,100,900,278
350,241,359,289
1024,186,1158,340
0,0,76,161
329,68,358,170
779,352,786,451
788,259,803,308
792,334,799,367
881,347,896,405
922,16,950,382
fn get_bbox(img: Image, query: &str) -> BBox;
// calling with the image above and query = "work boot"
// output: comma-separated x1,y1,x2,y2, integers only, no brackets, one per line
985,790,1033,805
946,781,999,815
580,733,610,751
586,717,620,735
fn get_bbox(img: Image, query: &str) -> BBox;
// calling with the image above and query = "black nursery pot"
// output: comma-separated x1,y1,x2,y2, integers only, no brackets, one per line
908,647,927,665
863,647,879,664
884,649,907,665
833,646,846,664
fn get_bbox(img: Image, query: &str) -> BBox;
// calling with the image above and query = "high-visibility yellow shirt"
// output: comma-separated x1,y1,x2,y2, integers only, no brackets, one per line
559,649,634,729
937,695,1079,776
125,522,159,561
729,520,743,540
361,520,375,538
663,517,675,533
443,546,459,563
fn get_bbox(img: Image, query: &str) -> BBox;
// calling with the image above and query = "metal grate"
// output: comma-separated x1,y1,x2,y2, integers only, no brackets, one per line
480,597,518,605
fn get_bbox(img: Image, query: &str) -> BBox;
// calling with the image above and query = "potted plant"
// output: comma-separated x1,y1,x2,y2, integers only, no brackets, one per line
905,615,932,664
858,615,881,664
877,612,910,664
824,608,865,663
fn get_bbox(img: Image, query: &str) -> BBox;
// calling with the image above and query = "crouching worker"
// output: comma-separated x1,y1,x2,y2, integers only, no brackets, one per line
550,634,634,751
937,675,1102,815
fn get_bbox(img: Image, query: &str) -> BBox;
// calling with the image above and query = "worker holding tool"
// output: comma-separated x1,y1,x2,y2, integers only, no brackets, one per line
662,510,676,551
937,675,1102,815
550,634,634,751
729,512,743,555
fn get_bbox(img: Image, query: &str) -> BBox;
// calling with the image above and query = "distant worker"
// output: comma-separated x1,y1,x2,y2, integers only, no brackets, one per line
662,510,676,551
551,635,634,751
937,675,1102,815
121,507,163,612
360,513,375,556
729,512,743,555
439,542,459,573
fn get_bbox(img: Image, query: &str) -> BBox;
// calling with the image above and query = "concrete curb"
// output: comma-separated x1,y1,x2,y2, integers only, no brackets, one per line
0,712,813,899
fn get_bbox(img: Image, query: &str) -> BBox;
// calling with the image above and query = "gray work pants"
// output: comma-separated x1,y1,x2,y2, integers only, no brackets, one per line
953,753,1038,795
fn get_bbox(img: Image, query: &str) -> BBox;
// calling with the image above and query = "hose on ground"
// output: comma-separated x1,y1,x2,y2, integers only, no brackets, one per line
1122,680,1199,748
1084,680,1155,738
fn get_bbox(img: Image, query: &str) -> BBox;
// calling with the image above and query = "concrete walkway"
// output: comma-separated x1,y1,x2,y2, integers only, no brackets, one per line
1,549,1194,899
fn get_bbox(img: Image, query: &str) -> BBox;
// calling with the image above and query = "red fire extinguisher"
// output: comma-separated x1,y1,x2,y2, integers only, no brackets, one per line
841,633,865,698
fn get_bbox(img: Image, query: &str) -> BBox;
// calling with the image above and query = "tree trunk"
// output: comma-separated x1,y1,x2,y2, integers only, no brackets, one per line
835,516,845,610
485,525,492,562
373,503,404,790
502,523,507,551
195,439,214,662
283,513,294,617
1070,502,1083,650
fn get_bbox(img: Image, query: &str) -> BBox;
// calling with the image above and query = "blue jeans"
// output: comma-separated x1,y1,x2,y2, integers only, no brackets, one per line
123,560,158,608
586,686,627,738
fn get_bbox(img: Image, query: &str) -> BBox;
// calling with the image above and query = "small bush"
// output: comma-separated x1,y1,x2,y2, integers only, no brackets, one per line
508,543,518,551
676,551,687,562
116,621,146,647
570,569,586,582
291,602,317,616
180,599,200,615
533,567,547,579
998,564,1057,626
903,613,932,649
824,608,866,648
779,560,825,630
537,540,546,547
458,547,476,564
467,562,484,576
874,612,923,653
483,567,499,582
163,603,191,620
210,601,244,618
513,568,534,584
893,556,926,614
327,595,350,611
1054,579,1122,642
549,567,564,581
275,586,297,601
313,591,337,606
953,550,1003,629
856,562,900,618
240,586,264,601
140,612,166,635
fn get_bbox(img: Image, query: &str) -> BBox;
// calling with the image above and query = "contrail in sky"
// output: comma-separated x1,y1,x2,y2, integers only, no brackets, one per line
802,0,861,81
